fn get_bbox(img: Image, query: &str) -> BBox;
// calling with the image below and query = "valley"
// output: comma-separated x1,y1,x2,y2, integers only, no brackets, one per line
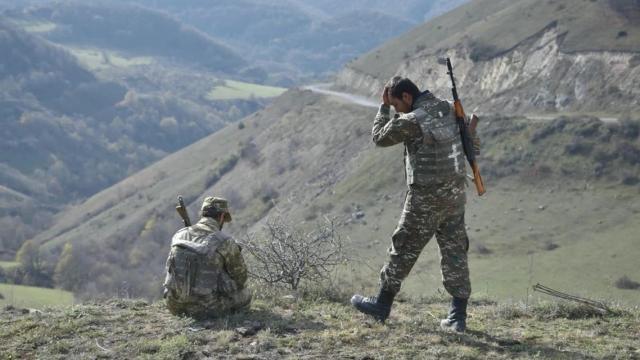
0,0,638,311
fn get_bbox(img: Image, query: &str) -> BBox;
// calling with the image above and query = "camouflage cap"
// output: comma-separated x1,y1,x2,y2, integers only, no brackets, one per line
201,196,232,222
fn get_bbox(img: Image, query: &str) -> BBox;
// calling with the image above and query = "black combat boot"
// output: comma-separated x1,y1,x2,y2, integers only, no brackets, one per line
350,288,395,322
440,297,468,332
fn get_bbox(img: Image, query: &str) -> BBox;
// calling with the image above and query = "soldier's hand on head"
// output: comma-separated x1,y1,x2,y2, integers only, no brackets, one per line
382,87,391,106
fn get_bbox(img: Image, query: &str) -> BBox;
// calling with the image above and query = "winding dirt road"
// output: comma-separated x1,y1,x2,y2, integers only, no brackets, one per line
303,84,620,123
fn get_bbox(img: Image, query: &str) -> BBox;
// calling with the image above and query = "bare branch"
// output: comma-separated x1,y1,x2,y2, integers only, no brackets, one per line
239,216,347,290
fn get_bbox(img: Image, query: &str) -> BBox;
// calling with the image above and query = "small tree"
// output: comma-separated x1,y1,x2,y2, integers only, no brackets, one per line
54,242,87,291
241,216,346,291
16,240,43,275
16,240,52,287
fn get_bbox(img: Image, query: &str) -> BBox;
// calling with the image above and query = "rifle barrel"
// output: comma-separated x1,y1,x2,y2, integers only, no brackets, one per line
446,58,485,196
446,58,459,101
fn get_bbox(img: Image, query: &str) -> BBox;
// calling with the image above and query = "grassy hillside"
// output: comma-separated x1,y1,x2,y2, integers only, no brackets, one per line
0,261,18,271
207,80,287,101
337,0,640,114
29,89,640,305
349,0,640,78
0,283,73,308
67,47,155,71
1,297,638,359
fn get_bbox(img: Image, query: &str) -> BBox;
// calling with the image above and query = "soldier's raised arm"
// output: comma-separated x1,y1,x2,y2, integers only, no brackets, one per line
372,86,421,147
372,104,422,147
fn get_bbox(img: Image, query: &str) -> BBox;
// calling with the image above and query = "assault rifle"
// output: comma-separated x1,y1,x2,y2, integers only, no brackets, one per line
445,57,486,196
176,195,191,227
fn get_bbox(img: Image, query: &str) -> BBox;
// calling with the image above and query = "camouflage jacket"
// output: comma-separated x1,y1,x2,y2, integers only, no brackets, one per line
165,217,248,296
372,91,466,188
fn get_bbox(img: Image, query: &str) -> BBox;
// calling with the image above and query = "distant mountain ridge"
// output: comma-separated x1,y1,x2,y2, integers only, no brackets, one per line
4,2,247,74
119,0,468,83
1,0,471,84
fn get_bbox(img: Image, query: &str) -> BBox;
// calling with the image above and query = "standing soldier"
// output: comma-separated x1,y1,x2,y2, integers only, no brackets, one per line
351,76,471,332
163,197,251,319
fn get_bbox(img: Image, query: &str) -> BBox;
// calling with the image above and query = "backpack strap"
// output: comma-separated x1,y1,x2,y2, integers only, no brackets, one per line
171,229,228,255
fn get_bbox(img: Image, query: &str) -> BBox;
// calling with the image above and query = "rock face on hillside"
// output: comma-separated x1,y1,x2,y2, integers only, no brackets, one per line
339,26,640,114
337,0,640,114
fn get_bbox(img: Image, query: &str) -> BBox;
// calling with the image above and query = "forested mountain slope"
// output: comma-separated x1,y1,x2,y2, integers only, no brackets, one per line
0,14,262,257
4,3,247,74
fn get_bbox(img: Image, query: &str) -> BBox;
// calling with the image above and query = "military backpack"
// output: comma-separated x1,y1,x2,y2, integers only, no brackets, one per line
164,229,238,301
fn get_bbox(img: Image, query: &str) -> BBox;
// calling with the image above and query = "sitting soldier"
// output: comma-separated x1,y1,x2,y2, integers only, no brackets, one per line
163,196,251,318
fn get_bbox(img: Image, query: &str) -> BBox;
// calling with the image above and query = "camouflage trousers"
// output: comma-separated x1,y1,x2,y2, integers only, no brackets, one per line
380,182,471,299
166,288,252,319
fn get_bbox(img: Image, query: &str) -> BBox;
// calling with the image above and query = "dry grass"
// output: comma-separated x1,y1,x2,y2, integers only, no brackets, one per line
1,295,638,359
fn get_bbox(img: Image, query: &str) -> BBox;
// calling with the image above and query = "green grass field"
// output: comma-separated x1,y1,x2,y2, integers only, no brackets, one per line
332,184,640,307
67,47,154,71
11,20,57,34
207,80,286,100
0,261,19,270
0,284,74,309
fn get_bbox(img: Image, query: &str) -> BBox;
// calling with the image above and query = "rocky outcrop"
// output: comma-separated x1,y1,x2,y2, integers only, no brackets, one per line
337,25,640,114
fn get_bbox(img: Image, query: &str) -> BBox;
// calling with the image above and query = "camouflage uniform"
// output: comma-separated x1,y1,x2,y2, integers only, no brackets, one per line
163,197,251,318
372,91,471,300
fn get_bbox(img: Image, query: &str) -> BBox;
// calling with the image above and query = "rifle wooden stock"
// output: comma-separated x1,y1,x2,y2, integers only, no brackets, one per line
470,114,479,132
471,162,486,196
453,100,486,196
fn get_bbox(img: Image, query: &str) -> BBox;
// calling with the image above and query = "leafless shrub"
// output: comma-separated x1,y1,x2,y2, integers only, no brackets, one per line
252,183,279,204
239,139,261,165
564,138,592,156
241,216,347,290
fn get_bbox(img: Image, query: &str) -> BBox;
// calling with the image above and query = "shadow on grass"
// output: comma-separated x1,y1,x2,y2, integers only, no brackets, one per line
186,306,327,335
453,329,595,359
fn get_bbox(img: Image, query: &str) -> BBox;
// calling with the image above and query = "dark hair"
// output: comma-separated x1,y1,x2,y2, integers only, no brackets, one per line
201,206,224,219
386,76,420,100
